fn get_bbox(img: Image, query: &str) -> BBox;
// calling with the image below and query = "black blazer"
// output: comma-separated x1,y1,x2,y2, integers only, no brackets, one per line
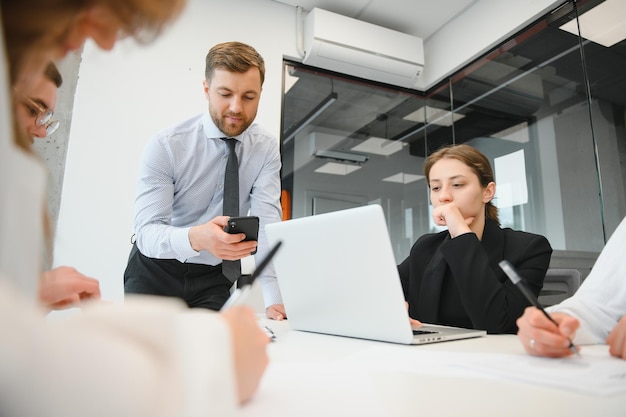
398,219,552,334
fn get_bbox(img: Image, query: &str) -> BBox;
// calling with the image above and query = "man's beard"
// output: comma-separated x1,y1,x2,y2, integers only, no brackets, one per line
210,109,253,137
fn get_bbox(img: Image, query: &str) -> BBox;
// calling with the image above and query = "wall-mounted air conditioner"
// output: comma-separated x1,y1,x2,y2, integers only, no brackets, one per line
302,8,424,89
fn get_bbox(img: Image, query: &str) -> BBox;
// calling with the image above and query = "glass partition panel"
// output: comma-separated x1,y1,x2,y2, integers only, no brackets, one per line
280,0,626,264
568,0,626,241
281,64,431,260
438,0,625,252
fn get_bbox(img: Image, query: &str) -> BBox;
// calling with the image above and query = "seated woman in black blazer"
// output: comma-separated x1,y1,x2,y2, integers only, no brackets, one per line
398,144,552,334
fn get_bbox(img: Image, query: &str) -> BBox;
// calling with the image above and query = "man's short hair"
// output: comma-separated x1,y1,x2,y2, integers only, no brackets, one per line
205,41,265,86
44,62,63,88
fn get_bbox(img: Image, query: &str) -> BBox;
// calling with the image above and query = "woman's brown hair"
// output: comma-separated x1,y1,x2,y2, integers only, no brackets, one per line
423,144,499,225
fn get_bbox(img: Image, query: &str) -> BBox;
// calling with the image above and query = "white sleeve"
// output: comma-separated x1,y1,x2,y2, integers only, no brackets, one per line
548,217,626,345
0,18,47,301
0,286,238,417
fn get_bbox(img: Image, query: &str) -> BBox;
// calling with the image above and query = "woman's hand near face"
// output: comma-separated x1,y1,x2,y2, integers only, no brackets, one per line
431,203,473,238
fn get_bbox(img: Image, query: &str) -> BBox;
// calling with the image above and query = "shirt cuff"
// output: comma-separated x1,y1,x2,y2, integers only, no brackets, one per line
259,276,283,308
170,227,198,261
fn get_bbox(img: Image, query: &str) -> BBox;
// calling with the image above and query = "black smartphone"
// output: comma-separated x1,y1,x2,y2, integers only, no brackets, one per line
224,216,259,254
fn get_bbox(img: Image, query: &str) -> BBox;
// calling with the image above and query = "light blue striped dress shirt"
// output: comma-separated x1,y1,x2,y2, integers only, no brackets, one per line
133,112,283,307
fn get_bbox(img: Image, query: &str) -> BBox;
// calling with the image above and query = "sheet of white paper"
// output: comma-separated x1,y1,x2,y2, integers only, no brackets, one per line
456,347,626,396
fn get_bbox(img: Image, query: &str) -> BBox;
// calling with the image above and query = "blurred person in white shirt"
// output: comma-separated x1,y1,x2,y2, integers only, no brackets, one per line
516,216,626,359
0,1,269,416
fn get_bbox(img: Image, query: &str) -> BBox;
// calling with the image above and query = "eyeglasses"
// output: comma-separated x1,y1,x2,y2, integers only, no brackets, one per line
23,96,60,137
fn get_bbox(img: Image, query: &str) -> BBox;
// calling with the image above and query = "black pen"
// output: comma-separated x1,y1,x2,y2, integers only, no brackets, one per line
499,260,579,356
221,241,282,311
263,325,277,341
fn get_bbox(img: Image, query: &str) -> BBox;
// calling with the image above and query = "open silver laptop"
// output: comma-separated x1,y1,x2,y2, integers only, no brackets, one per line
265,204,486,345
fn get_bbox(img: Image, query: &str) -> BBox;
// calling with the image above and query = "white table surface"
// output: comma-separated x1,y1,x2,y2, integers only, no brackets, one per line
240,318,626,417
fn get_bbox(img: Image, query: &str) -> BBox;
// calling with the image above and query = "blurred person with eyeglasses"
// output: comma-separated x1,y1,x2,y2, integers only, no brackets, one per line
14,63,61,142
14,61,102,311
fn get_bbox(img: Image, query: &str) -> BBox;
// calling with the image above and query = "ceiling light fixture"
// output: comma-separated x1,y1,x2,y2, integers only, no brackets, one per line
382,172,424,184
403,105,465,127
313,149,369,165
314,162,362,176
559,0,626,47
351,137,405,156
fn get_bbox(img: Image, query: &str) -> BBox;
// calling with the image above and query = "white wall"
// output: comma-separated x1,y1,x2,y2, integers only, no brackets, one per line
53,0,563,303
53,0,298,303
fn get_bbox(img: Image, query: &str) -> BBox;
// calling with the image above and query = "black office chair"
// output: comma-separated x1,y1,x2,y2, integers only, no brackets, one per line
538,269,582,307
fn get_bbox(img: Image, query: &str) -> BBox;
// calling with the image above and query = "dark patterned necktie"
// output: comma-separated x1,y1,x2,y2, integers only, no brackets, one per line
222,138,240,281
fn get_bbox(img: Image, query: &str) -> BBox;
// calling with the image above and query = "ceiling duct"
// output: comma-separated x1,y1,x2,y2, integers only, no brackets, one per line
283,92,337,145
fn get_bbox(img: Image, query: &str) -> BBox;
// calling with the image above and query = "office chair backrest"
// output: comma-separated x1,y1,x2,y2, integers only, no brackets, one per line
538,269,582,307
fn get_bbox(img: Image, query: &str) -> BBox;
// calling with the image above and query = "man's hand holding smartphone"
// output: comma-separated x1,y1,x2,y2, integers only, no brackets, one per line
224,216,259,254
188,216,258,259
